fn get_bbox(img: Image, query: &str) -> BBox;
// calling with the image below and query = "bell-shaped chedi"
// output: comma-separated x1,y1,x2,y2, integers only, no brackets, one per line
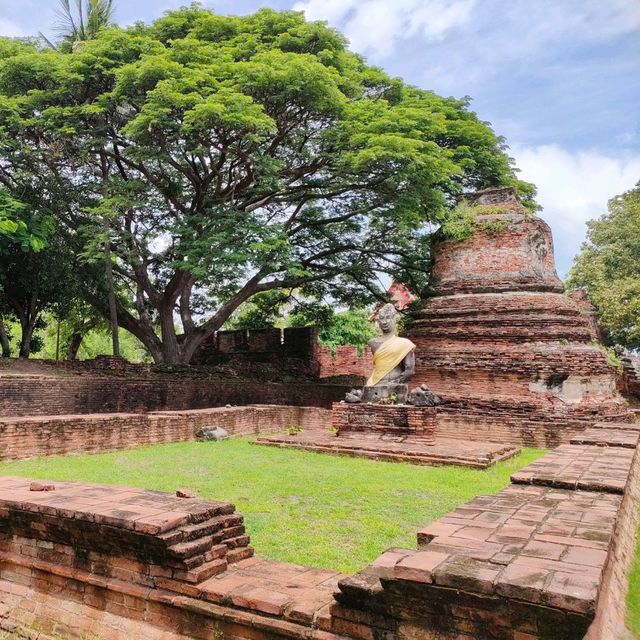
405,187,628,447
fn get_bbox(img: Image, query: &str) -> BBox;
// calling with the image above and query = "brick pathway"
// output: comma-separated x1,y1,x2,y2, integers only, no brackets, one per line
0,477,252,584
255,433,520,468
571,426,639,448
197,557,344,628
412,484,619,614
511,444,635,493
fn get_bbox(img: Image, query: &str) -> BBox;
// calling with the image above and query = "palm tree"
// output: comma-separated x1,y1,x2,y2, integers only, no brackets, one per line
41,0,115,50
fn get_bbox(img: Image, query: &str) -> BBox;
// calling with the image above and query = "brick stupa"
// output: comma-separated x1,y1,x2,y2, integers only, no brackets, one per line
405,186,627,447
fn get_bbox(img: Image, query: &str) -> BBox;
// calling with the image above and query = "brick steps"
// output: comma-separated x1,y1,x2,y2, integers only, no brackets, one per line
0,478,253,587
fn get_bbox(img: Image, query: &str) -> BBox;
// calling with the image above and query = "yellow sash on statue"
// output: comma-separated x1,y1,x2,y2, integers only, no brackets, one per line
366,336,416,386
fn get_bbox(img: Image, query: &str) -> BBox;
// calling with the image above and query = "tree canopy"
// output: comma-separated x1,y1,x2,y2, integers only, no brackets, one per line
568,184,640,351
0,6,535,363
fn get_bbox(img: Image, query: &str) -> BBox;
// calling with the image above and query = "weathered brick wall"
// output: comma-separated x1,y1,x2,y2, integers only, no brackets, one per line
433,399,628,448
315,346,371,380
404,189,627,442
0,405,332,461
0,377,347,417
621,353,640,401
586,445,640,639
192,326,319,372
432,219,562,295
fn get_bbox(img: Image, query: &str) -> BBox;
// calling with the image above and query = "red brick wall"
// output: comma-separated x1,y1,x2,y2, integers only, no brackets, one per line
0,405,332,461
0,377,348,417
315,346,371,379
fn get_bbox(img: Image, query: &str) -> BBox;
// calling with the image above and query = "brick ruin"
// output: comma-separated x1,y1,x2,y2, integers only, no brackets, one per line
1,418,639,640
192,325,371,380
1,186,639,639
405,187,628,447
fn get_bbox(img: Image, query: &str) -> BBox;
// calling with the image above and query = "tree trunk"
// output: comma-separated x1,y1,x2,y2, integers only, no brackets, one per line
104,217,120,357
0,319,10,357
159,303,181,364
18,316,37,358
66,331,85,361
18,294,39,359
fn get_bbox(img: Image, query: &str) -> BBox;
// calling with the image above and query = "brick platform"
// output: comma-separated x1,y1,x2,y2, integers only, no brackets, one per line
571,426,640,448
511,444,635,494
255,432,520,469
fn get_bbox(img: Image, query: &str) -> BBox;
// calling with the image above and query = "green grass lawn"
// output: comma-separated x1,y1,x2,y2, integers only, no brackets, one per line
0,439,544,573
628,526,640,637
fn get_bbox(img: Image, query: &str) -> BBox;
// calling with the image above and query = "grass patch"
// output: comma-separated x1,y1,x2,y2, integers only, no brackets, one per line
0,440,545,573
628,525,640,637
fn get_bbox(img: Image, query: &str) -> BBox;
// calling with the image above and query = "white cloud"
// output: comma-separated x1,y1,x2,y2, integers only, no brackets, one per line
293,0,475,59
0,18,27,37
511,144,640,276
294,0,640,63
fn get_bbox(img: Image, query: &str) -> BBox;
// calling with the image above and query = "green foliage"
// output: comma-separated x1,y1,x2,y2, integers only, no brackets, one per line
568,185,640,350
288,304,377,351
0,439,546,572
226,290,290,330
0,189,52,251
3,316,149,361
440,200,520,241
439,200,479,240
285,425,303,435
0,6,534,363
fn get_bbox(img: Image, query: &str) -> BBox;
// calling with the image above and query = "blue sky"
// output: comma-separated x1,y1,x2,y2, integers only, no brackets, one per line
1,0,639,276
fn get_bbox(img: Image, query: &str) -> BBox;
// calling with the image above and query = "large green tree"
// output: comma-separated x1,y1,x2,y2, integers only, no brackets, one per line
569,184,640,350
0,188,54,356
0,7,535,364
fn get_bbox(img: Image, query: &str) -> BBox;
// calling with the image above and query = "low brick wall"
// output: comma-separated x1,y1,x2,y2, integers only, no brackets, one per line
0,405,332,461
0,377,348,417
434,398,631,448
